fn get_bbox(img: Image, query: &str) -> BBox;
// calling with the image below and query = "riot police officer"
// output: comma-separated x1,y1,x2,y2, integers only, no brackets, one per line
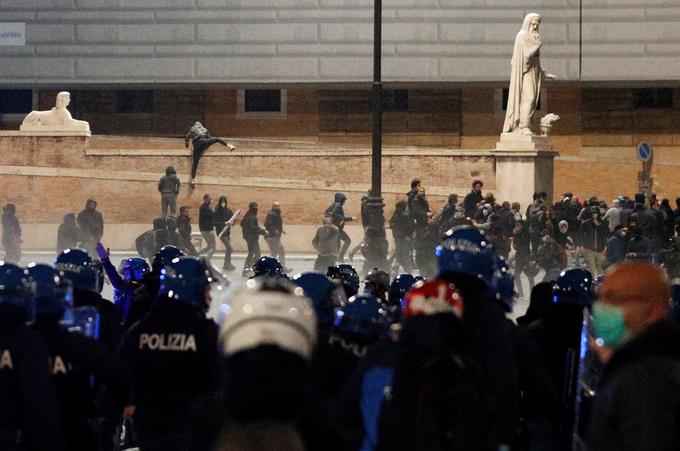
126,244,183,328
0,262,64,451
27,263,131,451
118,257,221,451
55,248,123,353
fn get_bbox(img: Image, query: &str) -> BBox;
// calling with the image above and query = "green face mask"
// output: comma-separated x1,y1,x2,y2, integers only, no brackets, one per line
592,303,629,347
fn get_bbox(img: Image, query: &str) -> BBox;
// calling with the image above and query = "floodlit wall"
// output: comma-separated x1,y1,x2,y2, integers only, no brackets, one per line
1,0,677,85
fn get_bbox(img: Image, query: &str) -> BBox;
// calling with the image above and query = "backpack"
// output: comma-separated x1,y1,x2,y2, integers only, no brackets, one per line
376,350,494,451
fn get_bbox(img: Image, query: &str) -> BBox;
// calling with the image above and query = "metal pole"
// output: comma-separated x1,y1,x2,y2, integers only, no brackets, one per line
371,0,382,199
363,0,387,272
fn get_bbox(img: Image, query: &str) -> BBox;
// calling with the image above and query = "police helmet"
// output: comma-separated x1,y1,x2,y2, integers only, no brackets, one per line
152,245,183,273
292,272,346,328
55,248,100,293
118,257,150,283
219,276,317,360
326,264,360,298
552,268,595,306
334,293,389,341
251,256,285,278
159,256,221,310
401,279,464,320
365,268,390,294
26,263,68,317
0,261,33,318
490,257,516,313
386,273,417,322
436,225,496,285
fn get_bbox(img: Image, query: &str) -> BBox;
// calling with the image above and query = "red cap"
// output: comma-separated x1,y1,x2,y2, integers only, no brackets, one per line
401,279,464,320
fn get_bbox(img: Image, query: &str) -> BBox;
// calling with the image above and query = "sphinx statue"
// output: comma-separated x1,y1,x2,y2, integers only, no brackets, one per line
20,91,90,132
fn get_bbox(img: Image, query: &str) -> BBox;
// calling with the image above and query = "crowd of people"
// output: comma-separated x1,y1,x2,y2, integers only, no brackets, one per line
4,172,680,451
2,183,680,451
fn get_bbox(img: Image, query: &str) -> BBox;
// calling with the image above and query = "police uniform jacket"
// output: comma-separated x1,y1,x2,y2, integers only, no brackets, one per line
118,299,220,419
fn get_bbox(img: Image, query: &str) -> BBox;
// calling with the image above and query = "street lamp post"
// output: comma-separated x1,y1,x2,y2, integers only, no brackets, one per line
364,0,388,270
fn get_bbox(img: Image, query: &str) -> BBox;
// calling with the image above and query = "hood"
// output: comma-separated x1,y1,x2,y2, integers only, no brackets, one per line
85,198,97,209
448,194,458,204
165,166,176,176
394,200,407,213
3,203,16,216
63,212,76,223
218,196,228,206
334,192,347,203
623,199,634,210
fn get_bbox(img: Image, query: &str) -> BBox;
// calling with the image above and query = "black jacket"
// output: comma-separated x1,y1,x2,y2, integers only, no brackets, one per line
76,200,103,241
198,203,214,232
326,193,352,230
0,311,64,451
241,211,265,242
463,189,483,218
32,320,131,451
57,214,80,254
118,301,220,438
264,208,283,238
213,202,233,236
586,319,680,451
390,204,416,241
580,219,608,252
158,173,180,194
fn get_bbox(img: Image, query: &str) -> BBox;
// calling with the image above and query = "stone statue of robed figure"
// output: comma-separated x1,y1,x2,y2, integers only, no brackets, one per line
503,13,555,135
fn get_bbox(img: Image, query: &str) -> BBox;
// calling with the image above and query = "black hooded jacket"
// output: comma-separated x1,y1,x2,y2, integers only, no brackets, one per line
326,193,353,230
76,199,103,242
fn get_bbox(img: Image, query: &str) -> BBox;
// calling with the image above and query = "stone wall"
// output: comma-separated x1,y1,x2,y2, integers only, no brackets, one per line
0,133,496,251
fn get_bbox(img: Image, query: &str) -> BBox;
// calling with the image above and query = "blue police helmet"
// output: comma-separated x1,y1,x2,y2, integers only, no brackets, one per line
333,293,389,341
0,261,33,317
152,245,184,273
55,248,99,293
26,263,68,317
436,225,496,285
552,268,595,306
388,274,417,307
252,256,285,278
326,264,360,297
118,257,150,283
490,257,516,313
293,272,346,328
159,256,220,310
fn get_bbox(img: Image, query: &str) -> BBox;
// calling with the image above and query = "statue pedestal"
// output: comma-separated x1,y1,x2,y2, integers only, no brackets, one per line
492,134,558,205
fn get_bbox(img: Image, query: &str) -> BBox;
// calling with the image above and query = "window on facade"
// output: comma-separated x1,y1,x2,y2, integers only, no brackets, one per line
634,88,673,109
0,89,32,114
115,90,154,113
244,89,282,113
381,89,409,112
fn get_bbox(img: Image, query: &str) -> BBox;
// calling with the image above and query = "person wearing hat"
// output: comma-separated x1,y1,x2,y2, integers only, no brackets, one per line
586,262,680,451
